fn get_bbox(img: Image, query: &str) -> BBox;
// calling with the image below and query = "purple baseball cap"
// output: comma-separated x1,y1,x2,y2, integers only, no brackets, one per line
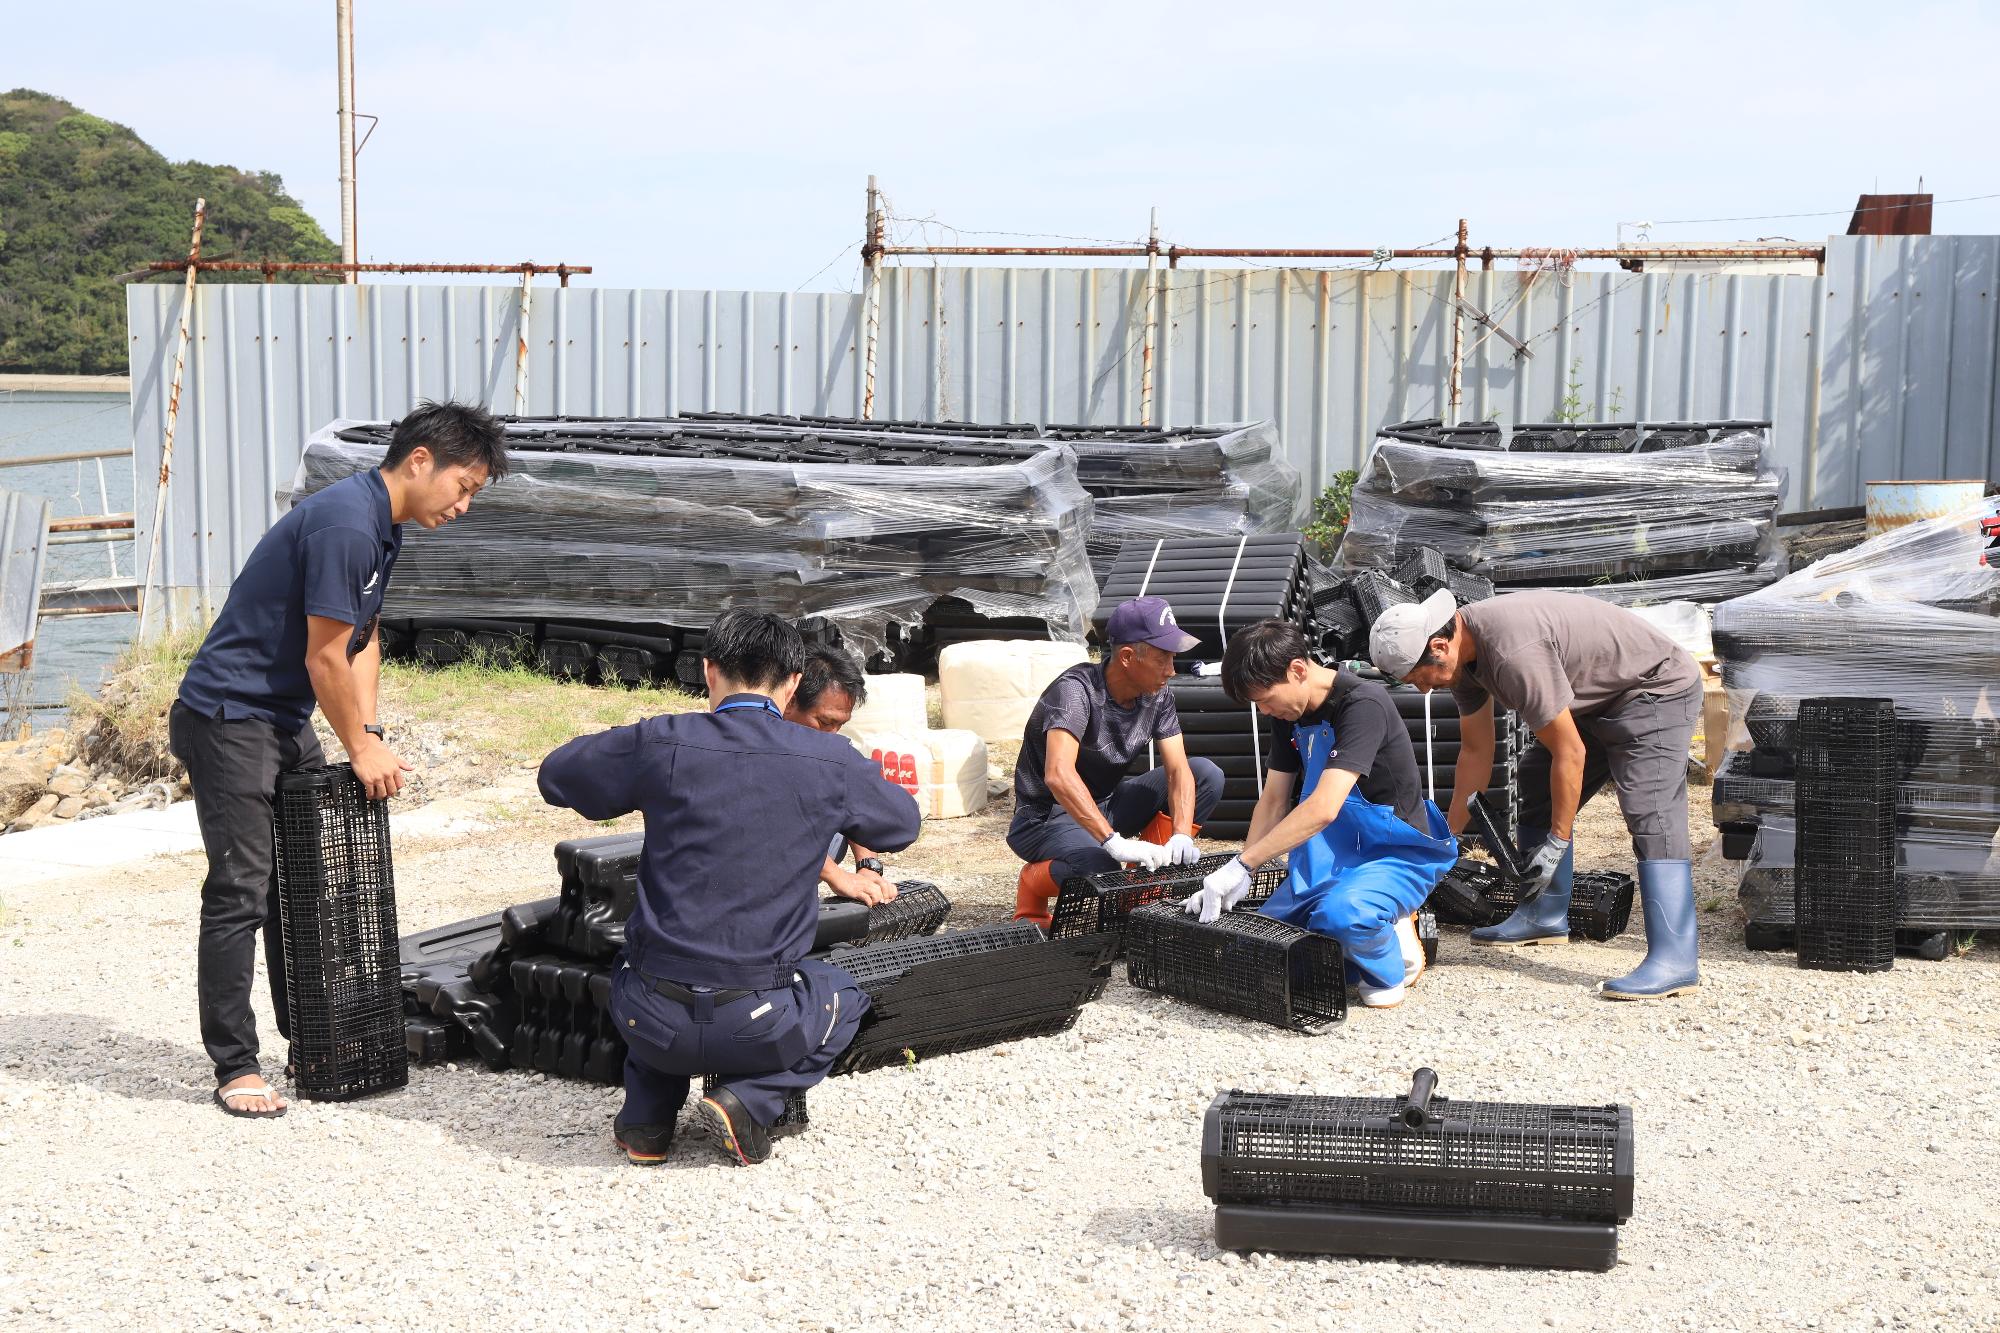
1105,595,1201,653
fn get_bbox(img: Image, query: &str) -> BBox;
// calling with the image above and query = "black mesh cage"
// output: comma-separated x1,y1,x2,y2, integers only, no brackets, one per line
275,764,408,1101
1201,1077,1633,1225
1052,854,1286,947
1124,904,1346,1031
861,880,953,945
1794,698,1900,972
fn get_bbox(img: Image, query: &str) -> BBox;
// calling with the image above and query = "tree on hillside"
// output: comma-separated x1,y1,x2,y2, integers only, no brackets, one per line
0,88,339,375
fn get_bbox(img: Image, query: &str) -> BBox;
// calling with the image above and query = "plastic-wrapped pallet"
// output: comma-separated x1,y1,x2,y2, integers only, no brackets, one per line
289,416,1098,658
1713,494,2000,933
1341,421,1787,607
1043,421,1305,578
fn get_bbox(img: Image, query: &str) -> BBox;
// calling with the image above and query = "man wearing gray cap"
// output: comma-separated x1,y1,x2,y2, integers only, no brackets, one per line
1370,588,1704,1000
1007,595,1225,927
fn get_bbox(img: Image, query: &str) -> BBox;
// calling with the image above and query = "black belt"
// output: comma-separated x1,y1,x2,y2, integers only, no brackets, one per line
650,978,754,1007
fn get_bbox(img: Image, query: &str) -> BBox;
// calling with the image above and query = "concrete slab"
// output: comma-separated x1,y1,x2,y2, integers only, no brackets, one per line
0,771,541,887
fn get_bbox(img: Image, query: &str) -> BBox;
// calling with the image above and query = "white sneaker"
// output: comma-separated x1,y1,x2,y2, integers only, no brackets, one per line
1396,914,1426,989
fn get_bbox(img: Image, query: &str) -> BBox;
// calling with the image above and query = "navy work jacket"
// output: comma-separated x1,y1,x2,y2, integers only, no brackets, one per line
538,694,921,991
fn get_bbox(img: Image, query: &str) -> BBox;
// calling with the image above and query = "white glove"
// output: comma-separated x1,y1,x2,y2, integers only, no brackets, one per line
1183,856,1252,924
1102,833,1172,872
1163,833,1201,865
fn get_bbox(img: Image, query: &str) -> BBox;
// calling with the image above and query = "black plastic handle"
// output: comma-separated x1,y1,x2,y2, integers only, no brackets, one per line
1402,1067,1439,1128
1466,794,1526,881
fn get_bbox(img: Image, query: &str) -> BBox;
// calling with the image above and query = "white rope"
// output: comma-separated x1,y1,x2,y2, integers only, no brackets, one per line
1214,536,1263,796
1422,688,1436,802
1139,538,1163,772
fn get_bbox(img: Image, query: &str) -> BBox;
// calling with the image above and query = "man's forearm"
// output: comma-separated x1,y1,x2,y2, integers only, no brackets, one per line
1446,742,1495,834
1546,742,1585,841
1047,770,1113,842
1166,762,1195,834
1241,795,1337,871
351,633,383,725
1243,785,1292,861
307,652,374,757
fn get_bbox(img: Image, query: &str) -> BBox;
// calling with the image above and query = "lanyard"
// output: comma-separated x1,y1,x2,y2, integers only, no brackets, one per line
716,699,782,718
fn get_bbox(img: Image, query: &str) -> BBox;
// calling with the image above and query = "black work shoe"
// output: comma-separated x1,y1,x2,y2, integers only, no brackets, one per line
770,1091,809,1138
698,1087,772,1166
613,1121,675,1166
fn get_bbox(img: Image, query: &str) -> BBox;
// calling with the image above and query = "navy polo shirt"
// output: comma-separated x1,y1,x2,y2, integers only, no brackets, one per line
537,695,922,991
178,468,401,730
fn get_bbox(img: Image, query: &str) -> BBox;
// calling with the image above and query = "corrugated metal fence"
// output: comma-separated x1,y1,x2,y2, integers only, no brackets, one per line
129,233,2000,604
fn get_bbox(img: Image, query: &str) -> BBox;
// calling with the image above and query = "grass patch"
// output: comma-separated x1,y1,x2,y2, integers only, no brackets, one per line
378,651,704,762
66,625,207,781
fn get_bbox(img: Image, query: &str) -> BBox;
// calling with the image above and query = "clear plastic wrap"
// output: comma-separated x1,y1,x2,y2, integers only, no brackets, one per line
1340,425,1786,605
286,418,1100,654
1042,421,1305,577
1713,495,2000,928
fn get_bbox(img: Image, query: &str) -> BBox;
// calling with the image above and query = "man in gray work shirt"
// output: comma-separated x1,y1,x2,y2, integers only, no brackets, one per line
1371,588,1703,999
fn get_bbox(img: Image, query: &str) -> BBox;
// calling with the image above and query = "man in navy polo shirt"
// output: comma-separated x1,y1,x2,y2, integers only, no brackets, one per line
169,400,509,1119
538,611,921,1167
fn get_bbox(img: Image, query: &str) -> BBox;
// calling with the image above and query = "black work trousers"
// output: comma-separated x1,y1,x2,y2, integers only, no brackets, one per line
168,701,326,1084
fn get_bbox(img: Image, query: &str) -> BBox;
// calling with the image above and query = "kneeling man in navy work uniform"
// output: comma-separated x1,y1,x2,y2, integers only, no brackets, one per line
538,611,920,1166
1190,620,1456,1009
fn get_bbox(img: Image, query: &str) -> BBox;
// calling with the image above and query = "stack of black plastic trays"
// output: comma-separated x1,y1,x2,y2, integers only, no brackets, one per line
398,832,954,1084
826,924,1111,1074
1792,698,1901,972
1153,674,1279,841
1093,534,1308,665
275,764,408,1101
1202,1069,1634,1271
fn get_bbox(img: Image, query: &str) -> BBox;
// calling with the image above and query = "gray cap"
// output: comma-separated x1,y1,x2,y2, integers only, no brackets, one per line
1367,588,1459,679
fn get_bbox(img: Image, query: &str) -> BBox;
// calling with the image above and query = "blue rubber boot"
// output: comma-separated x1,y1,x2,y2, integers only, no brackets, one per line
1600,859,1701,999
1469,830,1573,948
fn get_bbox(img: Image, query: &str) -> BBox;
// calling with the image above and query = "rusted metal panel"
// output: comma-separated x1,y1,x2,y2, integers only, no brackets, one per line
125,235,2000,605
1,487,53,671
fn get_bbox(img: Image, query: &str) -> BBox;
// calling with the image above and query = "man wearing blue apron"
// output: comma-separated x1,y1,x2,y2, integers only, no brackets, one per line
539,611,920,1166
1189,620,1457,1008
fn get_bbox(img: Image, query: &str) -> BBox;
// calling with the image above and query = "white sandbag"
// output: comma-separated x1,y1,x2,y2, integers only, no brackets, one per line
938,639,1092,743
839,673,929,743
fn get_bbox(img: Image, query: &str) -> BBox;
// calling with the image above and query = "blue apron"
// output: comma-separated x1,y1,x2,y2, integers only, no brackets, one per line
1257,718,1458,988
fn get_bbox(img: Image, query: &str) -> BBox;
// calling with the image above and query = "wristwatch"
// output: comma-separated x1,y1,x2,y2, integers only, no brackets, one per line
363,724,386,741
855,856,885,875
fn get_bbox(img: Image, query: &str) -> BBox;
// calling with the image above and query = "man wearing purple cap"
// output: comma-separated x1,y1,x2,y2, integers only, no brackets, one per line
1007,595,1225,926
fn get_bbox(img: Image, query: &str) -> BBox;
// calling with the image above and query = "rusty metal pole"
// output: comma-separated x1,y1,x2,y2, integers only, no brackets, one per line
861,175,883,420
513,265,534,415
140,199,206,637
1447,218,1468,423
1139,206,1160,427
335,0,358,284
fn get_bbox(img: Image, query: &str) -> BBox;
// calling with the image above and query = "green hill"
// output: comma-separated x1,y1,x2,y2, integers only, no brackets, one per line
0,88,338,375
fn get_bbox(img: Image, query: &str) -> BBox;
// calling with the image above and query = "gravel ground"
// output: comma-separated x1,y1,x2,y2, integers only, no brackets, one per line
3,771,1998,1333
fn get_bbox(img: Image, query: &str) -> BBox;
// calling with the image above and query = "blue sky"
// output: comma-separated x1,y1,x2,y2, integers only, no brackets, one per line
11,0,1997,291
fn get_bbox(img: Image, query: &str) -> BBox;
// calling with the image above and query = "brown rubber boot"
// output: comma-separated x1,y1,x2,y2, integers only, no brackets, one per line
1137,814,1201,848
1013,860,1059,928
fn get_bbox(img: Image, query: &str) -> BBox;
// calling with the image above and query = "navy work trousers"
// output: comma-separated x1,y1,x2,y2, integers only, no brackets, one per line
609,957,869,1128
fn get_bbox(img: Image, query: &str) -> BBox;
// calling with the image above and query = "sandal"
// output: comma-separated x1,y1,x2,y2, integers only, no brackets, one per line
214,1082,288,1119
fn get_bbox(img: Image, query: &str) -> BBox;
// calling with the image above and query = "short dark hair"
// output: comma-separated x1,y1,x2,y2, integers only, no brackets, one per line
381,400,510,481
703,610,806,690
1416,614,1458,670
797,646,867,710
1220,619,1311,703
